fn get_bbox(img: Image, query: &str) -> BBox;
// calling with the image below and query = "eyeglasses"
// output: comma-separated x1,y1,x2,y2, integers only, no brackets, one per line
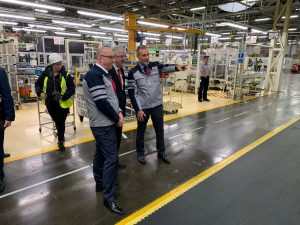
101,55,114,60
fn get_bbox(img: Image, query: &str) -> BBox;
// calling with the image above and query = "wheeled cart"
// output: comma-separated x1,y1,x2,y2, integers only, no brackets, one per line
37,97,76,136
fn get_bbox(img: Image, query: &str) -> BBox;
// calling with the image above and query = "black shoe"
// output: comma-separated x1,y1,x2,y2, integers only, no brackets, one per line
58,142,65,151
137,155,146,165
103,200,125,215
198,99,202,102
118,161,127,169
0,180,5,193
96,185,103,192
203,99,210,101
4,153,10,158
158,153,171,164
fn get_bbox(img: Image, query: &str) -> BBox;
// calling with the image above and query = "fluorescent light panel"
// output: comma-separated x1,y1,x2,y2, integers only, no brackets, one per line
114,34,128,38
219,37,231,40
137,20,169,28
190,6,206,11
92,36,113,40
77,10,123,21
35,9,48,13
28,24,65,31
251,29,267,34
145,37,160,41
99,26,128,32
117,38,128,42
288,28,297,31
166,35,183,39
55,32,81,37
138,31,161,37
0,21,18,25
222,32,231,35
78,30,106,35
282,15,298,19
0,13,35,20
223,22,247,30
206,32,221,37
0,0,65,11
13,28,46,33
255,18,271,22
52,20,91,28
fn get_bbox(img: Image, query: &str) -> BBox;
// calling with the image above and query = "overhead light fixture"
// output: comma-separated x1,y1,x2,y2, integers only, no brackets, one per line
171,27,186,31
77,10,123,21
288,28,297,31
145,37,160,41
0,13,36,20
251,28,267,34
137,20,169,28
255,18,271,22
34,9,48,13
28,24,65,31
0,0,65,11
140,16,145,19
52,20,91,28
205,32,221,37
114,34,128,38
221,32,231,35
235,37,243,40
99,26,128,32
55,32,81,37
92,36,113,40
241,0,260,3
166,35,183,39
77,30,106,35
219,37,231,40
116,38,128,42
257,36,267,39
138,31,161,37
223,22,248,30
190,6,206,11
282,15,298,19
132,8,139,12
0,21,18,25
13,28,46,33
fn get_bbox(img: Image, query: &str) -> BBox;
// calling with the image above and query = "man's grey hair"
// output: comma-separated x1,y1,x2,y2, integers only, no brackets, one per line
96,46,111,59
113,46,126,56
136,45,147,57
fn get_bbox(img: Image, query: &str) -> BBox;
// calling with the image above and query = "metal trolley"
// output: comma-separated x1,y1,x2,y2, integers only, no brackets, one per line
37,97,76,136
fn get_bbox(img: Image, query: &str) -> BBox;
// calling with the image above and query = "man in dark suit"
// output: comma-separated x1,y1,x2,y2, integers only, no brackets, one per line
109,46,127,168
0,68,15,193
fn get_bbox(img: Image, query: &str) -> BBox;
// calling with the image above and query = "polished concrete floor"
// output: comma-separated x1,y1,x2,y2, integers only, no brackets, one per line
1,72,300,225
138,119,300,225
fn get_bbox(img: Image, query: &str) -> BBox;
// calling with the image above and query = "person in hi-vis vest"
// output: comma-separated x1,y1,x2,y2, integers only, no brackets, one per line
35,53,75,151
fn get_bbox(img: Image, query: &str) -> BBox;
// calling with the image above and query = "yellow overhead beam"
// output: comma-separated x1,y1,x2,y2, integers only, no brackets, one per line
123,12,206,35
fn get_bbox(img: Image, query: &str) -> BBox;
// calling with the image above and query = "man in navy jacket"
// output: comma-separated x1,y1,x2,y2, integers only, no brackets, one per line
0,68,15,193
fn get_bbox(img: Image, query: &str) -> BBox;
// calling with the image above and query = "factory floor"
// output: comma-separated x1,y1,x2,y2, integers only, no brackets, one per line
1,72,299,225
4,89,243,162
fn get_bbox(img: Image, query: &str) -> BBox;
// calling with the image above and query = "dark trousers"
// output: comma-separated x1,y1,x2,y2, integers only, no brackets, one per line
116,126,122,152
91,125,118,202
0,120,4,180
47,103,69,142
136,104,165,156
198,77,209,101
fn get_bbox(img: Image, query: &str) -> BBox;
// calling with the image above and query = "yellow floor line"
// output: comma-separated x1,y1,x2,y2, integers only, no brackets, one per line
116,115,300,225
4,94,269,163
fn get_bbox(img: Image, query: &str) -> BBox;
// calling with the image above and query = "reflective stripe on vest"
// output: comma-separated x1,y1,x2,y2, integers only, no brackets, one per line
42,73,73,108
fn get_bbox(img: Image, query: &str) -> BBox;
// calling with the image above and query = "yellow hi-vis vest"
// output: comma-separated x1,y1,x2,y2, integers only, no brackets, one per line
42,73,73,109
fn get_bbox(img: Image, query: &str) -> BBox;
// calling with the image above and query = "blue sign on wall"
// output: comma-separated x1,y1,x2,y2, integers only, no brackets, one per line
238,52,244,64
